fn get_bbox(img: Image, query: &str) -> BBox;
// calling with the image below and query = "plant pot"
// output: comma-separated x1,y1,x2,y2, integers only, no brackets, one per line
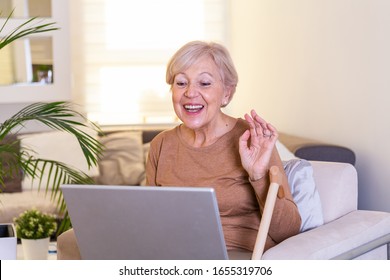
21,237,50,260
0,223,17,260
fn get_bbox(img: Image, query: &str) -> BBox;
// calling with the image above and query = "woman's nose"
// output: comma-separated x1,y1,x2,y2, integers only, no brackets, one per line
184,83,198,98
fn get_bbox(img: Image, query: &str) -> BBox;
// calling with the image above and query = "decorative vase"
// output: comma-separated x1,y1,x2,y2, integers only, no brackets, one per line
21,237,50,260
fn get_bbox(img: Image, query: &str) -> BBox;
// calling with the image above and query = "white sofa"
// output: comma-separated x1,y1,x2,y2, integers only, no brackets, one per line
262,161,390,259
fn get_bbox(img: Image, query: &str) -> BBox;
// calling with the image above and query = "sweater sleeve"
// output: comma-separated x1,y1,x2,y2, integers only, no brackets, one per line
250,148,301,244
145,133,163,186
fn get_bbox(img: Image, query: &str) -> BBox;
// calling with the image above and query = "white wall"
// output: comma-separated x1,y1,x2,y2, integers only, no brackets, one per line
229,0,390,212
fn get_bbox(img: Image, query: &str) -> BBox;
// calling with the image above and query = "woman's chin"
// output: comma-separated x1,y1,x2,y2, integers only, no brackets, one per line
181,117,205,130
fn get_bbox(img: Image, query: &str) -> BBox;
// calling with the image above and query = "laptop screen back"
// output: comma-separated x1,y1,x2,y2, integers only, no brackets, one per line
61,185,229,260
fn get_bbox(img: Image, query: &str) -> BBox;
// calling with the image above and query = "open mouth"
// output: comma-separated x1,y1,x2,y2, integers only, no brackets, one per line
183,104,204,113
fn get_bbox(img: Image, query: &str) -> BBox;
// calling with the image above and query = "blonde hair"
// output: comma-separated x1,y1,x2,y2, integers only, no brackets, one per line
166,41,238,106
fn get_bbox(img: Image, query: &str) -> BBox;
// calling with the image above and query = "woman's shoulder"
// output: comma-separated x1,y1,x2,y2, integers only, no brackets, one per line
236,118,249,129
231,118,249,135
149,126,180,146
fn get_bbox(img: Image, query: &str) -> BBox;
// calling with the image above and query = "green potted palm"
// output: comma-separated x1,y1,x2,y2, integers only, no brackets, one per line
0,8,103,251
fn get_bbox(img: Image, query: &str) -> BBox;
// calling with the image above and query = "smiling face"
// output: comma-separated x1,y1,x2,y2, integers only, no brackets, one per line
171,55,232,131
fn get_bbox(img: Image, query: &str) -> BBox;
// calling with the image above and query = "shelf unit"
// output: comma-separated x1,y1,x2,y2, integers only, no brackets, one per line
0,1,70,104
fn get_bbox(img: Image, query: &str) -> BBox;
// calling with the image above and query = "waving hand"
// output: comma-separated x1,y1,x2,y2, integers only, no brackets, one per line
239,110,278,181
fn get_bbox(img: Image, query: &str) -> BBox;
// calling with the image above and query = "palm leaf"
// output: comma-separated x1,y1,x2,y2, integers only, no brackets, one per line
0,102,103,167
0,102,104,234
0,9,59,50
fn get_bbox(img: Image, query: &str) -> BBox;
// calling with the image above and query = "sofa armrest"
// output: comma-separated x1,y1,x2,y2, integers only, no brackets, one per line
279,133,356,165
262,210,390,259
310,161,357,223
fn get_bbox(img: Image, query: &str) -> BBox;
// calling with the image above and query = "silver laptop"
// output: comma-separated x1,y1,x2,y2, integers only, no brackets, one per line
61,185,250,260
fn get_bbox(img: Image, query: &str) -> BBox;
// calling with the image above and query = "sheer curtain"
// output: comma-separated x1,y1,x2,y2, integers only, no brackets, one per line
70,0,229,125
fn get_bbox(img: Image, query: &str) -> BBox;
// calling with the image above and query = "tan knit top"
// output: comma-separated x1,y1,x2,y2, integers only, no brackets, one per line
146,119,301,252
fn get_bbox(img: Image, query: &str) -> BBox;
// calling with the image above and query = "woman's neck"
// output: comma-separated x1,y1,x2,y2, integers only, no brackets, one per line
180,114,237,147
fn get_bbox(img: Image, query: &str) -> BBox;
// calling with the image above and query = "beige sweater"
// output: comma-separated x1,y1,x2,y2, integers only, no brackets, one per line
146,119,301,252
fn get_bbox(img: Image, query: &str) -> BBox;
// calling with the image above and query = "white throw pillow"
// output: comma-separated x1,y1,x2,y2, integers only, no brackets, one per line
283,159,324,232
19,129,99,190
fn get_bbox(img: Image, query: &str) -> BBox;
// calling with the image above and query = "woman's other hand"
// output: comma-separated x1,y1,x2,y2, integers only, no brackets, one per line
239,109,278,181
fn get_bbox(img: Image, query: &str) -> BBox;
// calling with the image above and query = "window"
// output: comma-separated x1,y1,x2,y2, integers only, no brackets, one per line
71,0,228,125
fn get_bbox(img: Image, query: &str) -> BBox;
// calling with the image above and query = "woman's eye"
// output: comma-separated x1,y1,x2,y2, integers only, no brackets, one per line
200,82,211,87
176,81,187,87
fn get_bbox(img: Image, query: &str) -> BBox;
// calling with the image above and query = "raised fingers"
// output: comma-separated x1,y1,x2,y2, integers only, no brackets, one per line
251,110,267,135
248,109,277,140
265,122,278,141
244,112,260,137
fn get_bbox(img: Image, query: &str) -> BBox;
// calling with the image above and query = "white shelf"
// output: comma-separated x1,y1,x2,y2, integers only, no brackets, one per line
0,1,71,104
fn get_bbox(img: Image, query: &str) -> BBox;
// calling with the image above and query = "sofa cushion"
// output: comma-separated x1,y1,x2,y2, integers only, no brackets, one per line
95,131,145,185
19,129,99,190
1,178,22,193
0,134,22,193
284,159,324,232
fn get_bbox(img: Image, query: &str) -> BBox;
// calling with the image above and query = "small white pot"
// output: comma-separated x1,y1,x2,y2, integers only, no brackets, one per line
21,237,50,260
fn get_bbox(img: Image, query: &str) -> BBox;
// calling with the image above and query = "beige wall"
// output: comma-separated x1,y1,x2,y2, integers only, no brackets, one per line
229,0,390,212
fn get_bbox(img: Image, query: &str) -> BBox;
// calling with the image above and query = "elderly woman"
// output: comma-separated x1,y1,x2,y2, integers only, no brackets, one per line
146,40,301,253
57,41,301,259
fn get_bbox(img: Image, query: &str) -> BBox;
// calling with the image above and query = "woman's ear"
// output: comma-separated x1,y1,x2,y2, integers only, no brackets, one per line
221,86,233,107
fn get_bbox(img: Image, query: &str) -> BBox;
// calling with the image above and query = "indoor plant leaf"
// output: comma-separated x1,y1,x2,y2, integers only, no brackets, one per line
0,8,59,50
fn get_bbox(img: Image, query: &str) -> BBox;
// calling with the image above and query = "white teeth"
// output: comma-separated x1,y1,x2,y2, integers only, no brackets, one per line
184,105,204,110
